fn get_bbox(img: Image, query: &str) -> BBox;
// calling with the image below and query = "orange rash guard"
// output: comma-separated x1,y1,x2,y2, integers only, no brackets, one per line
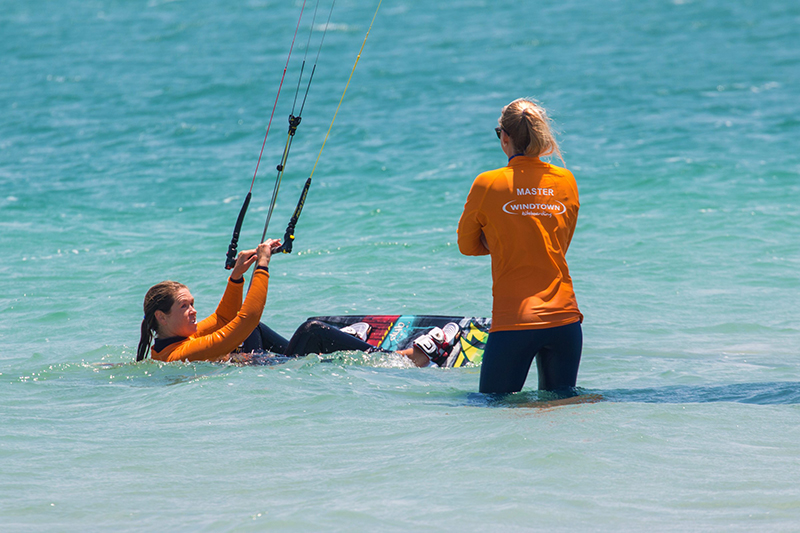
151,268,270,362
457,155,583,332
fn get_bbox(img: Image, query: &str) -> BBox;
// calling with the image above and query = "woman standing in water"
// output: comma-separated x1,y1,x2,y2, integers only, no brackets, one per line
457,98,583,394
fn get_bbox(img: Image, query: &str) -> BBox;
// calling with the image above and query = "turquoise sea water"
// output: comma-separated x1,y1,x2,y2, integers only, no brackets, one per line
2,0,800,530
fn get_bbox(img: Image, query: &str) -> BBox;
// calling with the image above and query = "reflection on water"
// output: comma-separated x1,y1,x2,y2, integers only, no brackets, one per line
467,388,600,409
467,382,800,408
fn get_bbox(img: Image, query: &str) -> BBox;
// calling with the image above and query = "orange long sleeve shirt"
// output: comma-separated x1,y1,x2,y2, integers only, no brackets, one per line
151,268,270,362
457,155,582,332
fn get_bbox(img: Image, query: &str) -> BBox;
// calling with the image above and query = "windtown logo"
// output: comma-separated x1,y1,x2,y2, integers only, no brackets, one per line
503,187,564,217
502,199,566,217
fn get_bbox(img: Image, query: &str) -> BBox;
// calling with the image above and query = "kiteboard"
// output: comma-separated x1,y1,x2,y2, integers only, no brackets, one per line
307,315,491,368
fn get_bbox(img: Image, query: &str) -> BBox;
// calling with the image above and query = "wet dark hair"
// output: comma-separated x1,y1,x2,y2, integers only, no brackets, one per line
499,98,564,164
136,281,187,362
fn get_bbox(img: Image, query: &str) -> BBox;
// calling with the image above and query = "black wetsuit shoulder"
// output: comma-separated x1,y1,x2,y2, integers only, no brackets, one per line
153,336,187,353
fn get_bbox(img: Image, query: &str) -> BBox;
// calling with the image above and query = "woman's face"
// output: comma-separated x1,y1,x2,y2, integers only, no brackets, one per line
158,288,198,338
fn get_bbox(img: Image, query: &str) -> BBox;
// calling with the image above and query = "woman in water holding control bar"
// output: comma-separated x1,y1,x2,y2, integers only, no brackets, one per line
135,238,460,367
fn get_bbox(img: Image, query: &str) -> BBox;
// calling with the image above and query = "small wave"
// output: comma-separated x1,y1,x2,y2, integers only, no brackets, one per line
12,358,232,388
462,381,800,408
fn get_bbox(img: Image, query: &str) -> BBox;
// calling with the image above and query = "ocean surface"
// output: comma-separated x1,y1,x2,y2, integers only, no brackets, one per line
2,0,799,530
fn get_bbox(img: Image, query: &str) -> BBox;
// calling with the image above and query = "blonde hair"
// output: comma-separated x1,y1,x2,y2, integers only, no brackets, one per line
499,98,564,164
136,281,187,361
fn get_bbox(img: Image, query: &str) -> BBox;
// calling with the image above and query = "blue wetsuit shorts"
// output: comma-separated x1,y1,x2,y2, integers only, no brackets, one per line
479,321,582,394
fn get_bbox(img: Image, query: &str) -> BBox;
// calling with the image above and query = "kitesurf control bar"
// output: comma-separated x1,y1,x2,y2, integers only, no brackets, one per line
268,0,382,255
258,1,335,246
274,178,311,254
222,1,308,269
225,192,252,269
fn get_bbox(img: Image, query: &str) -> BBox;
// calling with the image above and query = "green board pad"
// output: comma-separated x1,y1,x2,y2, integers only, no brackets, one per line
307,315,491,368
